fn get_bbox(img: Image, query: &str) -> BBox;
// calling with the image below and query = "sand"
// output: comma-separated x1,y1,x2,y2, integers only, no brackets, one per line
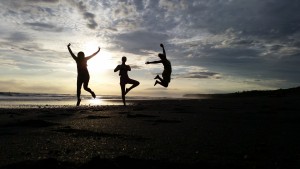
0,97,300,169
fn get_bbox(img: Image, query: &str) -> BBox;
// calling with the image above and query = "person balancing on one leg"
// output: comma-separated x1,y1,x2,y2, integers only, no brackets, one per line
114,56,140,106
67,43,100,106
145,43,172,87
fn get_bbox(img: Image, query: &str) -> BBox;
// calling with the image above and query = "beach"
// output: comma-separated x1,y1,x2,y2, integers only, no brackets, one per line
0,96,300,169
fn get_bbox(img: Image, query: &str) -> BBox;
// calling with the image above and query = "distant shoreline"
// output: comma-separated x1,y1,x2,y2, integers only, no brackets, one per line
1,86,299,105
184,86,300,98
0,92,195,108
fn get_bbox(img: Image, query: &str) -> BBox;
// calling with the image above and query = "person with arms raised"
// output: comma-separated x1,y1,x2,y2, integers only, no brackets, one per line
67,43,100,106
146,43,172,87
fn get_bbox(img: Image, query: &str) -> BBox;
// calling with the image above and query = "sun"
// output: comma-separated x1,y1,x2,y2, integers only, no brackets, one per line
82,41,115,73
88,50,115,73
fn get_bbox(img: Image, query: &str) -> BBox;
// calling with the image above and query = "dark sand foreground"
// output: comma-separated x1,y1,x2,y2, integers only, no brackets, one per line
0,97,300,169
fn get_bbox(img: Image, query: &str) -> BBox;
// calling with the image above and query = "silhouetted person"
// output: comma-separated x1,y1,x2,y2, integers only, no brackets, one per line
67,43,100,106
114,56,140,106
146,43,172,87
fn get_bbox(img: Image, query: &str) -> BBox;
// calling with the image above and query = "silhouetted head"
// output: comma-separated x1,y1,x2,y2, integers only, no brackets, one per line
122,56,127,63
158,53,166,60
78,52,85,59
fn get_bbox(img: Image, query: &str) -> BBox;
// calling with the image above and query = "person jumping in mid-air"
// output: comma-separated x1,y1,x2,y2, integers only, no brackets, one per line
114,56,140,106
146,43,172,87
67,43,100,106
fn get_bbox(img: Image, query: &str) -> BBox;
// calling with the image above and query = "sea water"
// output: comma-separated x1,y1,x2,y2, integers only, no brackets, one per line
0,92,127,108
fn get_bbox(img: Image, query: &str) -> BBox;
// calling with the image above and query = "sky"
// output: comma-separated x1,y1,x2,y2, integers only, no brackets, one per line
0,0,300,97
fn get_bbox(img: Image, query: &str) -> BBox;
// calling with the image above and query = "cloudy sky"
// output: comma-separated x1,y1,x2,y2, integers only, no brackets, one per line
0,0,300,97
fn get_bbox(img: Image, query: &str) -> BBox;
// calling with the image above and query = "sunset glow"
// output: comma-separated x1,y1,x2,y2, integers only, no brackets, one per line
88,50,115,73
0,0,299,97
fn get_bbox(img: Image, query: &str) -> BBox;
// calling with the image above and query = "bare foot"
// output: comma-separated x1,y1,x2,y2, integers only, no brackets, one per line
91,91,96,99
76,99,81,106
154,81,158,86
125,88,130,95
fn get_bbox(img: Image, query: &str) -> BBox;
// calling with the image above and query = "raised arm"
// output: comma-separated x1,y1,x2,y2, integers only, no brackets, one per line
160,43,166,56
145,60,162,64
67,43,77,61
86,47,101,60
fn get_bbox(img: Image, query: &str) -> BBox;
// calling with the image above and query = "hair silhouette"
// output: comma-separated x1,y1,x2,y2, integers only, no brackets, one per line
67,43,100,106
114,56,140,106
145,43,172,87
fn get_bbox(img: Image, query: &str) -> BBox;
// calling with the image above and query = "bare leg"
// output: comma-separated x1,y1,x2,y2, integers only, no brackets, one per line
154,76,162,86
125,80,140,95
154,75,162,81
83,79,96,98
155,79,169,87
76,79,83,106
120,84,126,106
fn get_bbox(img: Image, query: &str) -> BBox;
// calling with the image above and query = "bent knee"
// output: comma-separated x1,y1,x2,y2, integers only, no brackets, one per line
136,81,140,86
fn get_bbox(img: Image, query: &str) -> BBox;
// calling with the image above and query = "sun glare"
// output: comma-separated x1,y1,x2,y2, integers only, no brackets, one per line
82,41,115,73
88,50,115,72
88,98,103,106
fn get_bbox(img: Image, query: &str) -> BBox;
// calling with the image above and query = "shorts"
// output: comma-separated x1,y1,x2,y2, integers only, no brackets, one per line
120,77,139,85
162,70,171,83
77,71,90,82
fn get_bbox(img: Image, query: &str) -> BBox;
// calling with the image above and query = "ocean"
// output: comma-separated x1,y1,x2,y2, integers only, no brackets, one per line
0,92,137,108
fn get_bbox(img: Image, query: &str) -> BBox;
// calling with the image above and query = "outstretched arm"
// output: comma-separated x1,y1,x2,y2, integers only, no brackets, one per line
145,60,162,64
114,65,120,72
67,43,77,61
86,47,101,60
160,43,166,56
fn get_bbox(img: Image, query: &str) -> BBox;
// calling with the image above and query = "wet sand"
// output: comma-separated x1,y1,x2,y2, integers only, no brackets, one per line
0,97,300,169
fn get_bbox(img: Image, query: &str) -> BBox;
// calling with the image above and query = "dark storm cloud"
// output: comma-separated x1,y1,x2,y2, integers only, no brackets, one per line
181,49,270,80
153,0,300,87
20,48,33,52
177,71,221,79
73,1,98,29
26,0,59,3
24,22,63,32
169,39,263,69
163,0,300,54
186,0,300,38
6,32,31,43
131,0,145,11
83,12,98,29
99,0,300,87
201,47,262,64
112,30,169,55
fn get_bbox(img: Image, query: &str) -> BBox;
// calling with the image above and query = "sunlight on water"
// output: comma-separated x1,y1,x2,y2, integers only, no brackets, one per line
0,96,124,108
0,99,124,108
87,98,103,105
0,93,173,108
